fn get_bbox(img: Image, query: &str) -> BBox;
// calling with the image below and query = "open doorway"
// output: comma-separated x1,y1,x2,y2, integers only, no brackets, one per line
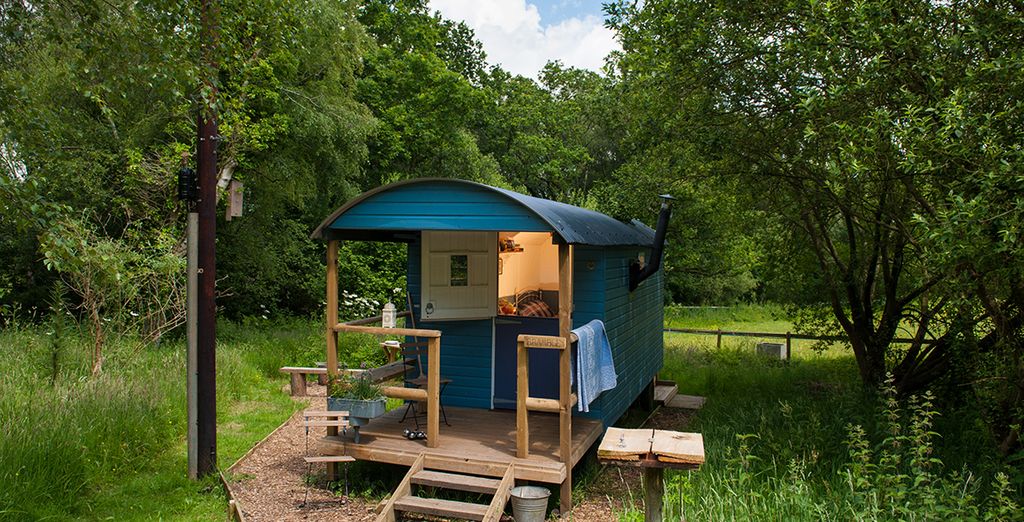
493,232,561,409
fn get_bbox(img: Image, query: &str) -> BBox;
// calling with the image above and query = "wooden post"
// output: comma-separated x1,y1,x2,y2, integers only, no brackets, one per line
716,329,722,349
289,373,307,396
325,240,339,480
426,336,440,448
186,212,198,479
516,337,529,458
326,240,339,380
557,244,573,515
785,331,792,360
642,467,664,522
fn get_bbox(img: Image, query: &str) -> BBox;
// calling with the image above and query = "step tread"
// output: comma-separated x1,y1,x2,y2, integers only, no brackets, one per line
654,384,678,404
666,394,706,410
412,470,501,494
394,495,489,520
303,455,356,463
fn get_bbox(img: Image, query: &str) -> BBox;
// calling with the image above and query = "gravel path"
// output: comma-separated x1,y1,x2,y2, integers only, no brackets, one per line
229,383,377,521
228,384,696,521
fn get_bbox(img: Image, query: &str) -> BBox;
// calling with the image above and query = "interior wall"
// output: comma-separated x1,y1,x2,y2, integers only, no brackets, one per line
498,232,558,297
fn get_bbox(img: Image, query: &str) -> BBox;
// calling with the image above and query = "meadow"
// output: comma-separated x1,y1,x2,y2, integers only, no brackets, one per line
618,306,1020,521
1,306,1020,520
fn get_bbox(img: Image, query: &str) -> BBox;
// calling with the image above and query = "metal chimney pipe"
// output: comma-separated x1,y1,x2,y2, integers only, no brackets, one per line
629,194,674,292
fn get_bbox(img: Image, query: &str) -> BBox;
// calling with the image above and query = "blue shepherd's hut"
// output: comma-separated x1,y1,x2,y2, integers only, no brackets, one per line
311,178,672,513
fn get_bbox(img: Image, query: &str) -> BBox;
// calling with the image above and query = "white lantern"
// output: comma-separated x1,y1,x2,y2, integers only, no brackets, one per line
382,302,396,328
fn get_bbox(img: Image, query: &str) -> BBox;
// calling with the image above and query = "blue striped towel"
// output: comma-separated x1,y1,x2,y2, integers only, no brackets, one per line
571,319,617,412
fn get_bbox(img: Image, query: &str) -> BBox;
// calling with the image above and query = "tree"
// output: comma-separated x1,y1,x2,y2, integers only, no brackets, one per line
607,0,1024,401
0,0,375,321
356,0,501,187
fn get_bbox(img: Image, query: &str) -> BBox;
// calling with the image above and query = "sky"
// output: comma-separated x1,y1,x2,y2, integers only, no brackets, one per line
426,0,621,79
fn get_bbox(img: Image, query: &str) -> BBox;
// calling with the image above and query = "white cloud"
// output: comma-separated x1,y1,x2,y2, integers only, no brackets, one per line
428,0,620,79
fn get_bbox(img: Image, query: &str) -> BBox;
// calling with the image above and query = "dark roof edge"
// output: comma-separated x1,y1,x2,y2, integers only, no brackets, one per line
312,178,654,247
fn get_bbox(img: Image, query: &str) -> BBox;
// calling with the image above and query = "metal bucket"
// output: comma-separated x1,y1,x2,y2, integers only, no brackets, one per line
509,486,550,522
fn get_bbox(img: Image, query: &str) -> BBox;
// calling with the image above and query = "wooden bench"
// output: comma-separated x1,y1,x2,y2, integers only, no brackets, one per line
280,367,329,396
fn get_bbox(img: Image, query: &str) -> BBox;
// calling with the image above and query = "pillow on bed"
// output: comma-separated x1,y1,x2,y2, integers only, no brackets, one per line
519,300,555,317
516,289,543,306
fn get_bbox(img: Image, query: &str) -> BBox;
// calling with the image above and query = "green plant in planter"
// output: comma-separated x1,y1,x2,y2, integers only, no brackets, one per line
328,373,384,401
328,373,386,440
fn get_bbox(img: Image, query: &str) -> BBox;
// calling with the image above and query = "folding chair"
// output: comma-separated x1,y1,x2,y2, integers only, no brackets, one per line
398,341,452,429
301,410,355,505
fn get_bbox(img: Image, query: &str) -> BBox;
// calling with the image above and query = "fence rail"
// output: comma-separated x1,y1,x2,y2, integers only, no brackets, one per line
663,327,936,358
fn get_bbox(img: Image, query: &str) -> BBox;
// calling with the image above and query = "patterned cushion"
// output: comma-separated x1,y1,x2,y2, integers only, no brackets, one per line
516,289,543,306
518,300,555,317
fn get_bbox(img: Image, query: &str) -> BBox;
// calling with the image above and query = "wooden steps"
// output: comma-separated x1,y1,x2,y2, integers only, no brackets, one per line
666,394,706,410
412,470,501,494
393,496,489,520
655,379,706,410
654,380,678,405
377,454,514,522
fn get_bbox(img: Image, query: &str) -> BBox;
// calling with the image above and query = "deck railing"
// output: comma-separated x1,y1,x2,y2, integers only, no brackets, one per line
333,322,443,449
515,333,578,464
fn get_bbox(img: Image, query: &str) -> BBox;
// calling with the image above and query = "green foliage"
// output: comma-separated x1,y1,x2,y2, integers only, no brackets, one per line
633,328,1017,521
0,321,306,520
607,0,1024,404
328,373,384,401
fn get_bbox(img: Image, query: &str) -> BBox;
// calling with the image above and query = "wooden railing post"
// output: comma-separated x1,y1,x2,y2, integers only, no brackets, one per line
557,243,573,516
426,336,440,448
326,240,339,380
325,239,339,480
516,337,529,458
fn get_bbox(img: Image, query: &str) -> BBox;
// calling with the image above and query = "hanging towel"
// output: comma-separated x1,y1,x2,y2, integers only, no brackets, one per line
571,319,617,412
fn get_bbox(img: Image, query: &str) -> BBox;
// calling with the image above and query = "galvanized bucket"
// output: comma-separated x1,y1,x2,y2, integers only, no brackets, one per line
509,486,550,522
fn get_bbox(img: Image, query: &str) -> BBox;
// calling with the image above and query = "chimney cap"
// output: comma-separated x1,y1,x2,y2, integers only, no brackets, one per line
658,194,675,201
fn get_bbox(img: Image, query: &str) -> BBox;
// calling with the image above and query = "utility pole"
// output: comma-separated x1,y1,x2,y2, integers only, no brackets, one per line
196,0,218,477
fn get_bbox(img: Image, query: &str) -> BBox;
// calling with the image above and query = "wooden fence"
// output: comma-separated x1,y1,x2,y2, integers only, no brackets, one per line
663,327,936,358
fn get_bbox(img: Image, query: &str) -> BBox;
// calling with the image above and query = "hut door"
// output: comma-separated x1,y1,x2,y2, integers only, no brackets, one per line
493,317,560,409
421,231,497,321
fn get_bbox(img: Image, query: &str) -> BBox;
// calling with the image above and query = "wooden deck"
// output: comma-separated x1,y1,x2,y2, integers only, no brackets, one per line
321,406,604,484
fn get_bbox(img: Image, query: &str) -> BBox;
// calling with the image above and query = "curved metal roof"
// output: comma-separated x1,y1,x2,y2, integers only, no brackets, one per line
312,178,656,247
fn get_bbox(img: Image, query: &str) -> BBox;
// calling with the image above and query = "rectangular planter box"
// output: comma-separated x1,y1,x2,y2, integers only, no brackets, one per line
328,397,386,419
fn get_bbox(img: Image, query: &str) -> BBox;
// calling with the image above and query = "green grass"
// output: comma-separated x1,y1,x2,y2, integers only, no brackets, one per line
615,305,1020,521
4,305,1020,520
0,318,329,521
664,303,793,332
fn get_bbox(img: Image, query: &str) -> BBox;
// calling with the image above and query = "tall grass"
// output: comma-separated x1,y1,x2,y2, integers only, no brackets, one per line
621,305,1021,521
0,318,330,520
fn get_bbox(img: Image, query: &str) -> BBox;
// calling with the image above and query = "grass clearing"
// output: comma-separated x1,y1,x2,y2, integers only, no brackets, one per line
0,319,320,521
2,305,1020,520
629,305,1019,521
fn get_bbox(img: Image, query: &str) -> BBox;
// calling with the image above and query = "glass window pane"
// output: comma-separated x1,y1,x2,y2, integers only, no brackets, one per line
450,255,468,286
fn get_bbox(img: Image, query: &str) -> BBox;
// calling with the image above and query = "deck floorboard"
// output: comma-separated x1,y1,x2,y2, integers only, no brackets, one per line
321,406,604,484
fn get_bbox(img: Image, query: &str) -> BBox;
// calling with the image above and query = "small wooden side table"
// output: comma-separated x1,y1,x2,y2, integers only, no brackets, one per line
597,427,705,522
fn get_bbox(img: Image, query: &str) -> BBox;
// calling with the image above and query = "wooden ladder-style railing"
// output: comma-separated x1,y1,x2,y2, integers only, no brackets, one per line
515,332,578,469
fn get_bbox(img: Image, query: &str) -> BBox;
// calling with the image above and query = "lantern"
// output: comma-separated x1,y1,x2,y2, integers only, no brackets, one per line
382,302,396,328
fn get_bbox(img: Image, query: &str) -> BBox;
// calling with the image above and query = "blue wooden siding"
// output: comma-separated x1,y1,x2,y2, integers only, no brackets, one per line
404,236,663,420
332,182,552,232
573,247,663,427
407,236,493,409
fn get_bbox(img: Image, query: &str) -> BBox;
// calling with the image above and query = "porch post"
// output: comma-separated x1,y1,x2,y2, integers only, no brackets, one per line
516,337,529,458
427,335,441,448
325,240,339,480
326,240,339,379
558,243,574,516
